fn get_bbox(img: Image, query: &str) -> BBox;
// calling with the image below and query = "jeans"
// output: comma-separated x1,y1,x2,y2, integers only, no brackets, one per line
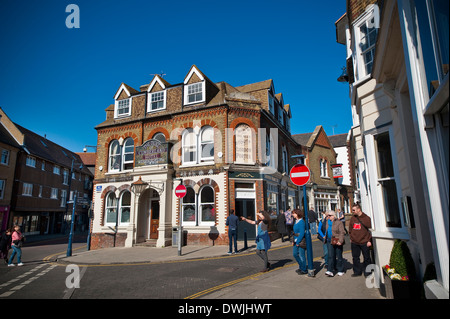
309,222,317,235
322,242,328,266
256,249,269,270
293,244,307,272
9,245,22,265
327,242,343,273
228,229,238,253
351,242,372,276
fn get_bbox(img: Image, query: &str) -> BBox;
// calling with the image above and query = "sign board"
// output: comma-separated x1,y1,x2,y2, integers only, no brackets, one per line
175,184,187,198
135,139,168,167
290,164,311,186
332,164,343,179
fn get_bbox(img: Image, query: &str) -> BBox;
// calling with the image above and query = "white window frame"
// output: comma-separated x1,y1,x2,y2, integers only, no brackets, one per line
282,146,288,173
320,159,329,178
200,126,214,163
1,149,10,165
148,90,166,112
63,169,69,185
184,82,205,105
0,180,5,199
198,185,215,226
53,165,60,175
182,186,197,226
118,191,131,225
51,188,58,199
114,98,132,118
23,183,33,196
26,156,36,168
182,128,198,165
122,138,134,171
234,124,255,165
105,192,118,225
352,4,379,83
61,190,67,207
109,140,121,172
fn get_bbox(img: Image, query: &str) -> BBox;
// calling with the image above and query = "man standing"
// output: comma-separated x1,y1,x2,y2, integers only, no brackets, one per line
284,207,294,240
349,203,372,277
308,206,318,235
226,209,239,254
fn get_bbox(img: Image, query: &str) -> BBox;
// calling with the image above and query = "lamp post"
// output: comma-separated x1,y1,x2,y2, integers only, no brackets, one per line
65,159,84,257
291,154,315,277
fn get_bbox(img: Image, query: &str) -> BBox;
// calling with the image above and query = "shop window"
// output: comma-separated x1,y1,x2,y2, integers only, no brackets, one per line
181,185,215,226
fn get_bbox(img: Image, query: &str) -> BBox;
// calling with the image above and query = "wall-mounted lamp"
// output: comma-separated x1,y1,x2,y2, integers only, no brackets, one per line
337,67,349,83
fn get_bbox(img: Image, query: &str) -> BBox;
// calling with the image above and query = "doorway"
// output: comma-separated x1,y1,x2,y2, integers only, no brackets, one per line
235,199,256,240
136,188,160,243
149,199,160,239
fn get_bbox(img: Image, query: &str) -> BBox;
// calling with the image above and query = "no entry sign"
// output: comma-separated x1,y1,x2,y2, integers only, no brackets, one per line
290,164,311,186
175,184,187,198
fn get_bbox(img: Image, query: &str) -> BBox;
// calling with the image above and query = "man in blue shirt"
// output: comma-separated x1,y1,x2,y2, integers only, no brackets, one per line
226,209,239,254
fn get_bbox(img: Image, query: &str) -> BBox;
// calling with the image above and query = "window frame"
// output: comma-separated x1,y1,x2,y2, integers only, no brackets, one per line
114,98,132,118
26,156,36,168
184,82,205,106
148,90,166,112
1,149,10,165
122,138,134,171
108,140,122,172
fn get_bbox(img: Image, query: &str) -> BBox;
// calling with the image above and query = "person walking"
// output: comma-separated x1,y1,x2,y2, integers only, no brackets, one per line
241,211,272,272
349,203,372,277
0,228,12,264
308,206,318,235
226,209,239,254
8,225,24,267
284,207,293,241
317,211,329,269
275,209,287,242
337,209,348,235
325,211,345,277
292,209,308,275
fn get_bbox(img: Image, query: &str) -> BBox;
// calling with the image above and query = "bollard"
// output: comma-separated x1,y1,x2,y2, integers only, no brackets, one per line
243,228,248,250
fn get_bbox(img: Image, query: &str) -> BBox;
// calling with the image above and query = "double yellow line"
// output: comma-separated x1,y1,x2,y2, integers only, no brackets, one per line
42,245,87,263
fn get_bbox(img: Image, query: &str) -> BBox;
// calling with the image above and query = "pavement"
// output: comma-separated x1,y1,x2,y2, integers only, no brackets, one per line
48,236,385,299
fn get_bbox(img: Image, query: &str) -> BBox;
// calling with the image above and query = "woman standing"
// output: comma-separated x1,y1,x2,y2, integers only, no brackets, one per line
317,211,329,269
325,211,345,277
275,209,287,242
8,225,24,267
0,228,12,264
241,211,272,272
292,209,308,275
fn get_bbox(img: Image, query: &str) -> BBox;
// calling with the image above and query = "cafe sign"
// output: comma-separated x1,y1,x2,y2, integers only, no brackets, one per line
135,139,168,167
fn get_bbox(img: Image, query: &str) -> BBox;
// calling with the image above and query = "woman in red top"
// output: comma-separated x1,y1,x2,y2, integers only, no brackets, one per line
8,225,24,267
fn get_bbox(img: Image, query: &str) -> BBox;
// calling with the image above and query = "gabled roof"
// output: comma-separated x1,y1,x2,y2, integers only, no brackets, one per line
328,133,348,147
114,82,139,100
147,74,171,92
14,124,93,176
236,79,273,93
292,126,334,152
184,65,219,90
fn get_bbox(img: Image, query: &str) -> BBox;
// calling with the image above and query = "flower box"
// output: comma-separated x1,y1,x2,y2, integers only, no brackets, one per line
383,268,420,299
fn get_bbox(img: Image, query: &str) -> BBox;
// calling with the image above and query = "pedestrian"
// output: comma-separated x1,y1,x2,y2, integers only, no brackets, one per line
8,225,24,267
241,210,272,272
317,211,329,269
275,209,287,242
349,203,372,277
226,209,239,254
308,206,318,235
325,211,345,277
337,209,348,235
292,209,308,275
0,228,12,264
284,207,293,240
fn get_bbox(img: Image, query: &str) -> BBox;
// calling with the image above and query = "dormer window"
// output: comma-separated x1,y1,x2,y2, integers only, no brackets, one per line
186,82,204,104
115,98,131,118
149,91,165,111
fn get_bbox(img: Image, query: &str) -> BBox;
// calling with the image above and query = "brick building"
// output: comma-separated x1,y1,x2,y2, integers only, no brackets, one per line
91,65,303,249
0,107,94,235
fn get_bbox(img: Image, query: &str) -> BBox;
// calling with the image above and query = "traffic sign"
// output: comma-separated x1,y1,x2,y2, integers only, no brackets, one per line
290,164,311,186
175,184,187,198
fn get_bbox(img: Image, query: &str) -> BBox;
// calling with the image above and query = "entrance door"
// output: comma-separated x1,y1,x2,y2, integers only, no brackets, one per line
235,199,256,240
149,200,160,239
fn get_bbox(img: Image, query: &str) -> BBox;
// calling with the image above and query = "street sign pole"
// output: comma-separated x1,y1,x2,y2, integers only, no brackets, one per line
175,180,186,256
67,193,77,257
290,157,315,277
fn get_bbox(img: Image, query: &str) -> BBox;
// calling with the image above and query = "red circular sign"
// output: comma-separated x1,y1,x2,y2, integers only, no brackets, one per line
175,184,187,198
290,164,311,186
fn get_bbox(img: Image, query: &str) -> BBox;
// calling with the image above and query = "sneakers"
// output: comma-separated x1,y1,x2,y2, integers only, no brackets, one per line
337,272,345,276
7,264,15,267
325,271,334,277
17,263,23,266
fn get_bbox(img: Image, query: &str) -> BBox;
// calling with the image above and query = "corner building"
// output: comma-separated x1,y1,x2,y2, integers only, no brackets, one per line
91,65,301,249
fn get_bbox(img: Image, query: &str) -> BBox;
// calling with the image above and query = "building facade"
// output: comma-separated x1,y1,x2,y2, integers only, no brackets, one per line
91,65,303,249
336,0,448,297
0,107,94,235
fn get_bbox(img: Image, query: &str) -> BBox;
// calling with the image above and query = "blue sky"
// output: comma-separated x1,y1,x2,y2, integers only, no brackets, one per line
0,0,349,153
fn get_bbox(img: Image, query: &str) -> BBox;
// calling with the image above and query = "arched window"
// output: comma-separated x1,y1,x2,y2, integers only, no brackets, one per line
109,140,121,172
123,138,134,171
182,128,197,164
105,192,118,224
235,124,254,164
199,186,215,224
200,126,214,162
320,159,328,177
182,187,196,224
153,132,166,143
119,191,131,224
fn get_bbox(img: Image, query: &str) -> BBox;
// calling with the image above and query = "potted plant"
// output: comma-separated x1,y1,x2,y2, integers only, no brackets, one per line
383,239,420,299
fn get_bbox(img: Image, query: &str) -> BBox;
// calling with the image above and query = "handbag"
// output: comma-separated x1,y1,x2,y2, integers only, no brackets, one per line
331,236,339,246
298,237,307,249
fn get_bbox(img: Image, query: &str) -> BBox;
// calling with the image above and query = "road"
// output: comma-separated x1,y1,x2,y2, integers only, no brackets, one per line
0,234,332,299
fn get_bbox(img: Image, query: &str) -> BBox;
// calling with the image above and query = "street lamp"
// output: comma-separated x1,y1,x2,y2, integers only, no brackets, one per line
66,159,84,257
131,176,148,247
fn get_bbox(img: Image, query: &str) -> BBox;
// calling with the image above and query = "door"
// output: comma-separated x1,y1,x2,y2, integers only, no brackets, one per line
149,200,160,239
235,199,256,240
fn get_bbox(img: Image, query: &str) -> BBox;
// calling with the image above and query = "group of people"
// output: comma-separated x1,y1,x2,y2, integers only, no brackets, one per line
226,203,373,278
0,225,25,267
